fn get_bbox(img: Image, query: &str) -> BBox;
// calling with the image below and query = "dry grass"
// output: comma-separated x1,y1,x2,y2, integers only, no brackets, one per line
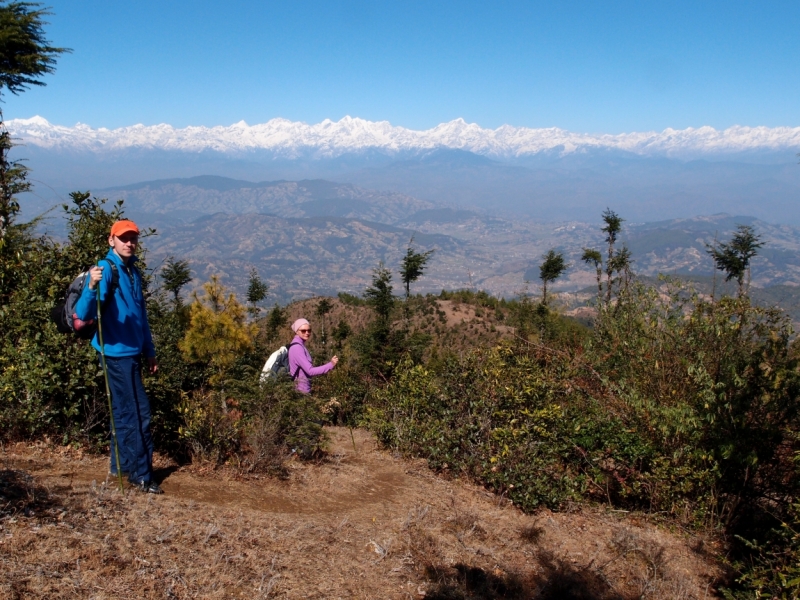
1,430,724,599
283,296,511,357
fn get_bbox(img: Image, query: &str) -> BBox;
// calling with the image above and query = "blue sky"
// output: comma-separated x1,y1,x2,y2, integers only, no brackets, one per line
3,1,799,133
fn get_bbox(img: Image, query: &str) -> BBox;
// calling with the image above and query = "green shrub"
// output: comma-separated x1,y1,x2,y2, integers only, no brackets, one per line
177,388,243,464
723,502,800,599
364,279,800,534
589,281,800,527
364,347,592,510
312,353,371,426
177,375,327,469
144,293,204,455
0,194,124,444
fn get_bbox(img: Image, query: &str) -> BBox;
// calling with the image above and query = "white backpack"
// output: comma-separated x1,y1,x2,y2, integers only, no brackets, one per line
260,342,299,382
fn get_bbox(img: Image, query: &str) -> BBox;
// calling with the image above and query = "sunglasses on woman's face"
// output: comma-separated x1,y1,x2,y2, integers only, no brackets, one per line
298,328,311,333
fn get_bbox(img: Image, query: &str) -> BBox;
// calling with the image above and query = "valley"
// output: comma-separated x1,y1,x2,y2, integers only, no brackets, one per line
87,176,800,315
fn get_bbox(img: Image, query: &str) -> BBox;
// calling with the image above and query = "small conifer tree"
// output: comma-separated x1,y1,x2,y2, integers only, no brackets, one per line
331,318,352,350
180,275,254,389
539,248,568,305
609,244,633,295
161,257,192,308
601,208,624,303
265,303,288,341
581,248,603,302
315,297,333,346
400,236,434,301
246,267,268,317
365,262,394,324
707,224,763,297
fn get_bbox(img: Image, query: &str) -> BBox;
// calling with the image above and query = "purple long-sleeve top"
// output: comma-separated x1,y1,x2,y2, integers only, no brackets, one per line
287,335,335,394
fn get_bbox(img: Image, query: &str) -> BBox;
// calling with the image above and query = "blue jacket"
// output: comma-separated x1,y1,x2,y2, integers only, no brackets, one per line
75,250,155,358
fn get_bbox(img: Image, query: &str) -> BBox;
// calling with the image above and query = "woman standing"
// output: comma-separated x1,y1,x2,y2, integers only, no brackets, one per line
287,318,338,394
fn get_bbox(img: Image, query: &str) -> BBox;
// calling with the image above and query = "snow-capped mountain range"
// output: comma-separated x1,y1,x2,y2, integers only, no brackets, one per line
7,115,800,159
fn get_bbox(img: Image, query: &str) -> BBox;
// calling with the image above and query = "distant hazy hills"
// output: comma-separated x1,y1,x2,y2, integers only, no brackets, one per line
623,215,800,286
346,149,800,223
112,176,800,305
106,176,433,226
11,116,800,224
145,212,470,302
127,177,485,301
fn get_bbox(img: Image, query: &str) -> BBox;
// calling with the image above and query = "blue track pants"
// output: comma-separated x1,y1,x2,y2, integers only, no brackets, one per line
102,355,154,484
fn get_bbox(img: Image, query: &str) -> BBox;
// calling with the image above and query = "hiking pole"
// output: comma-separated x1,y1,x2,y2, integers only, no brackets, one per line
97,291,125,494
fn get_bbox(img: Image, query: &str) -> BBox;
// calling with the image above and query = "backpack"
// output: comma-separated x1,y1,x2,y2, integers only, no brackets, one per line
50,259,120,340
260,342,300,382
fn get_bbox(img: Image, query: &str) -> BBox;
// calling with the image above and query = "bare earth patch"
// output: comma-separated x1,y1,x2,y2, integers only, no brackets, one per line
1,428,723,599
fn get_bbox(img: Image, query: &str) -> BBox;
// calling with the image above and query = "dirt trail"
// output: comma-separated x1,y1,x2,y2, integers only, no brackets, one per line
8,429,416,516
1,428,724,599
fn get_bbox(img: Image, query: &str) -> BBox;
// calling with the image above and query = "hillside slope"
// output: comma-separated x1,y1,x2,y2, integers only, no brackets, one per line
146,213,471,301
2,428,723,599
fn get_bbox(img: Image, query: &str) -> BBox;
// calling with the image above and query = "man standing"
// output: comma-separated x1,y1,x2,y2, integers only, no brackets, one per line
75,219,162,494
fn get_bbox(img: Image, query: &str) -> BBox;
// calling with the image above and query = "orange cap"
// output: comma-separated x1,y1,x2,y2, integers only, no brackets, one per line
110,220,140,237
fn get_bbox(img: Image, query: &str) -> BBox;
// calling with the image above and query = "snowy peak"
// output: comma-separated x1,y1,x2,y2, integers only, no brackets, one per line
7,116,800,158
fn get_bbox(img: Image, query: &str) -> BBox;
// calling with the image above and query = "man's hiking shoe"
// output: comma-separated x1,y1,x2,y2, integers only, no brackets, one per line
135,480,164,494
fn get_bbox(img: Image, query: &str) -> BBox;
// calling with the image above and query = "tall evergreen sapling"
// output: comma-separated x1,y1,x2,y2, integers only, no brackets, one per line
246,267,268,316
581,248,603,302
608,243,633,296
706,224,763,297
161,257,192,308
364,262,394,324
265,303,288,341
331,319,352,349
357,262,401,375
315,297,333,346
539,248,568,305
601,208,624,303
400,236,434,301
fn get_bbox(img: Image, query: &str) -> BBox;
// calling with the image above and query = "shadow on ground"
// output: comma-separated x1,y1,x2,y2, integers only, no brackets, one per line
0,469,52,518
424,553,629,600
152,464,180,485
